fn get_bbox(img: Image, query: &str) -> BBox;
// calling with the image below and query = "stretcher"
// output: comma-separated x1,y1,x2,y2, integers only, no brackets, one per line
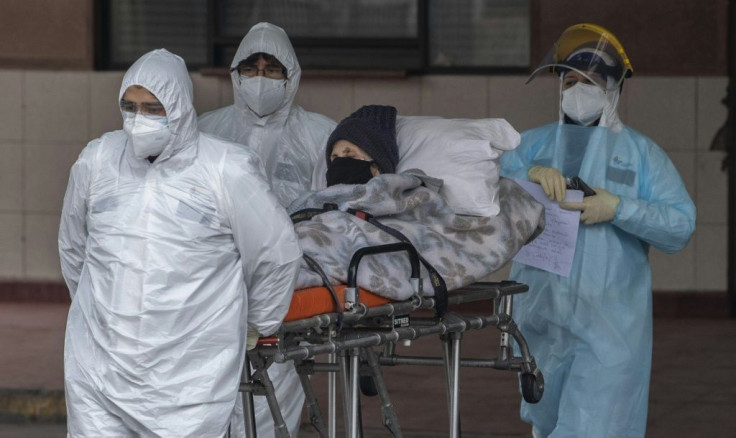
236,242,544,438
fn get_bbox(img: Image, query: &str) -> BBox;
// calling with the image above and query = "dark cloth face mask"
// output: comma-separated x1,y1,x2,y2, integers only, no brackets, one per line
326,157,375,187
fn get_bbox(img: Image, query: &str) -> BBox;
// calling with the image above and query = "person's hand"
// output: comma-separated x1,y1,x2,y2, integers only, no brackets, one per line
246,325,260,351
559,188,620,225
528,166,566,202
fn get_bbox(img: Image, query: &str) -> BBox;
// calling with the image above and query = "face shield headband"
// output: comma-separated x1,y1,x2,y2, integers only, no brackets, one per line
526,23,633,91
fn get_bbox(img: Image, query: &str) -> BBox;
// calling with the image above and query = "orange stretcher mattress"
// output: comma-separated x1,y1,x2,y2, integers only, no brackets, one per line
284,285,393,322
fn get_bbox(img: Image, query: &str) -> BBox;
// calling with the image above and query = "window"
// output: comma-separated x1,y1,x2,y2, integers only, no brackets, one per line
97,0,531,73
429,0,530,70
98,0,209,69
215,0,424,70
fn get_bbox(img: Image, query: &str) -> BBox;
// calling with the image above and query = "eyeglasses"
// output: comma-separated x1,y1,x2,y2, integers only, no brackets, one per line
120,99,166,116
236,65,287,79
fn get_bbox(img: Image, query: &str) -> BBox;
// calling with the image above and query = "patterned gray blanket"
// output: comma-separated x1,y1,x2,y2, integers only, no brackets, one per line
288,173,545,301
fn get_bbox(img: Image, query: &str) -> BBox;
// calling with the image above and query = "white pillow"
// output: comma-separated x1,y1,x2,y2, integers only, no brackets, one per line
395,116,520,217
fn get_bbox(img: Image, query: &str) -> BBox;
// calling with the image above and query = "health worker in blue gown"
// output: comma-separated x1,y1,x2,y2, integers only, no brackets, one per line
500,23,696,438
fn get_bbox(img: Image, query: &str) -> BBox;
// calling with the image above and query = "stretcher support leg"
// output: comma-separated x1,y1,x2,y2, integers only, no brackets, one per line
328,353,338,438
362,347,402,438
349,348,361,438
338,351,352,437
449,332,463,438
442,333,452,408
497,296,514,362
247,353,291,438
295,360,328,438
242,360,258,438
441,331,463,438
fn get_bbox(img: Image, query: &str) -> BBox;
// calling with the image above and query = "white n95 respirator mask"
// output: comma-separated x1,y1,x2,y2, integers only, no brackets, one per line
236,76,287,117
123,113,171,159
561,83,606,126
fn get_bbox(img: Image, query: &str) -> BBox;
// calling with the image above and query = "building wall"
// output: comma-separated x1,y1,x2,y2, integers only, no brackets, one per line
0,1,728,75
0,0,94,70
0,70,727,292
534,0,729,76
0,0,729,294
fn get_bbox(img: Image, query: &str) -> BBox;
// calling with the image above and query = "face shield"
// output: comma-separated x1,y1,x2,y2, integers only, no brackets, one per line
527,23,633,91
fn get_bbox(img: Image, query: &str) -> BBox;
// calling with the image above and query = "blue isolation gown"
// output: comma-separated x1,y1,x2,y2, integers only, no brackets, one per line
500,122,696,438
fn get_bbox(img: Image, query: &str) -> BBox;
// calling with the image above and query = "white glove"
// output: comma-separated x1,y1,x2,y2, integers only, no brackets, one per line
246,325,260,351
528,166,566,202
559,188,620,225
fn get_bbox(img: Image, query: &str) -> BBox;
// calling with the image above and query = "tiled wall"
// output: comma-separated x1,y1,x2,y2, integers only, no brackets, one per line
0,70,728,292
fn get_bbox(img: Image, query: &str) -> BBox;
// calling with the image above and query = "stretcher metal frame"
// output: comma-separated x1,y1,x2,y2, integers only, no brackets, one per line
236,242,544,438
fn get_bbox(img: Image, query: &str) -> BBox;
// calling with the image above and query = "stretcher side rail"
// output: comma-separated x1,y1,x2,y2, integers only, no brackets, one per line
278,280,528,333
377,312,538,372
270,308,535,374
344,242,422,310
280,296,426,332
448,280,529,301
272,279,530,357
274,313,465,363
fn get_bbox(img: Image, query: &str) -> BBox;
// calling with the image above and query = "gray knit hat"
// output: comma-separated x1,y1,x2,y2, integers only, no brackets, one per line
325,105,399,174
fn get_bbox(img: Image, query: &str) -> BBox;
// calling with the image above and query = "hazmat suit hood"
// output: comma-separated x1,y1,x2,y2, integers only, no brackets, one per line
231,22,300,122
199,22,336,209
120,48,199,162
558,74,624,133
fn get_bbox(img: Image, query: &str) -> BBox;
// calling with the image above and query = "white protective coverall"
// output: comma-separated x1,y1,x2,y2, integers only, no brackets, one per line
59,49,301,438
198,22,335,438
198,22,336,207
500,82,696,437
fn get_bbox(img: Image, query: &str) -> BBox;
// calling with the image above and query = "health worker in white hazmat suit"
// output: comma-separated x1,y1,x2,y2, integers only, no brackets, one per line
198,21,336,438
199,21,336,207
500,23,696,438
59,48,301,438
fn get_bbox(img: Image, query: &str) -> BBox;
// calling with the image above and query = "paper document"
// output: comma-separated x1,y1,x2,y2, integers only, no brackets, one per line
513,179,583,277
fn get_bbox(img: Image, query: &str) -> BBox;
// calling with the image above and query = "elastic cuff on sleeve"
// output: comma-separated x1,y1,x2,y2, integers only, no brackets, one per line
612,196,633,225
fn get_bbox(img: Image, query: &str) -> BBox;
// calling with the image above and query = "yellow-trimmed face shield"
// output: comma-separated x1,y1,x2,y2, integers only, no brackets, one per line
528,23,634,91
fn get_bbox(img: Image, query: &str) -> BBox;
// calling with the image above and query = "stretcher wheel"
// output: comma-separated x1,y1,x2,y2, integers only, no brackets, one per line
359,375,378,397
521,371,544,404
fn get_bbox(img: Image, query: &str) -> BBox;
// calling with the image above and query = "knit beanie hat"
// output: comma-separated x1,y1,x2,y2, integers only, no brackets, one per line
325,105,399,174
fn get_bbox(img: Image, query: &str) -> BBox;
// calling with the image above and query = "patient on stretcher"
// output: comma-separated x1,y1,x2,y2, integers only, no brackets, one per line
324,104,400,186
288,105,546,302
